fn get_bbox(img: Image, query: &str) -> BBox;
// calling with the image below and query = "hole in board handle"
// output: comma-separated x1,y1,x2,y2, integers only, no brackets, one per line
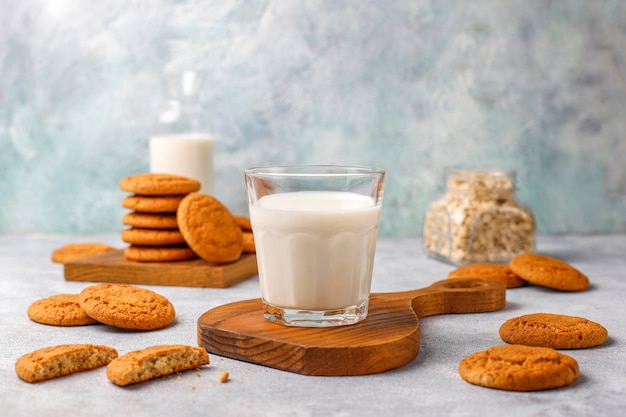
441,278,490,289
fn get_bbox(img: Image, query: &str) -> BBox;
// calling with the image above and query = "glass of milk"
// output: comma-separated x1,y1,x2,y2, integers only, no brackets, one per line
244,165,386,327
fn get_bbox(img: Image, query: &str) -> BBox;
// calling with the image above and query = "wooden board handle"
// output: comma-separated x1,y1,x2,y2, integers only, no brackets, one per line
374,278,506,318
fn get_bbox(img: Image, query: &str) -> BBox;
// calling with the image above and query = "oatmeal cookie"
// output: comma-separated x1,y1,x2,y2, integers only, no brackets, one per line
119,173,200,195
448,263,526,288
124,244,198,262
509,254,589,291
51,243,117,263
499,313,608,349
122,212,179,230
122,194,186,213
16,344,118,383
27,294,98,326
106,345,209,386
242,232,256,253
459,344,579,391
78,284,175,330
233,214,252,232
121,228,186,246
177,193,243,264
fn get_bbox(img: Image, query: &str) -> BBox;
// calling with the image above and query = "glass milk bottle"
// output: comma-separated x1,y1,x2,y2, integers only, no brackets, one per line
149,70,214,195
423,169,535,265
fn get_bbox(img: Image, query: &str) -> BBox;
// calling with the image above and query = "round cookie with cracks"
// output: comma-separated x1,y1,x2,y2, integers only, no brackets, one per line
119,173,200,196
122,194,186,213
51,242,117,263
177,193,243,264
28,294,99,326
78,284,175,331
448,263,526,288
124,244,198,262
509,254,589,291
121,228,186,246
499,313,608,349
459,344,579,391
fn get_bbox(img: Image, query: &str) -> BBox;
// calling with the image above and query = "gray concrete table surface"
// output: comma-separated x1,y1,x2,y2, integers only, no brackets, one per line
1,234,625,417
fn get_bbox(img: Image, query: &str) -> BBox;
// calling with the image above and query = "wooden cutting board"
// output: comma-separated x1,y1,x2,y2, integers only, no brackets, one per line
197,278,506,375
64,250,257,288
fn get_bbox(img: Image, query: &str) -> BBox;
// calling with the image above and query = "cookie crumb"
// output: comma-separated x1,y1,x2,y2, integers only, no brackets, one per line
218,371,229,383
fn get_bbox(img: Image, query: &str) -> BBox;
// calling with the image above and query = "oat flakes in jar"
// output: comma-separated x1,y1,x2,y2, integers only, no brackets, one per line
423,169,535,265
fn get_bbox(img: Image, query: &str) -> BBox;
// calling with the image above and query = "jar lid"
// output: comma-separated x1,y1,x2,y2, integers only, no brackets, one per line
446,169,516,194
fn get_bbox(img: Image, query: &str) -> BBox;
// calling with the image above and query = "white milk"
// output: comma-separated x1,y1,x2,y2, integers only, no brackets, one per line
250,191,382,311
149,134,214,194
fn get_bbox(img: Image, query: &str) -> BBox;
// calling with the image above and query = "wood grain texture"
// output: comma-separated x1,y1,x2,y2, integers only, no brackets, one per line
64,250,257,288
197,279,506,375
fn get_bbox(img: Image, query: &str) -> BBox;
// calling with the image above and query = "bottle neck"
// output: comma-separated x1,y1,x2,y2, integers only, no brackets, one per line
156,70,209,135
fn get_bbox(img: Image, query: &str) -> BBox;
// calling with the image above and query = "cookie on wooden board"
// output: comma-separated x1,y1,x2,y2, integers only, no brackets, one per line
499,313,608,349
106,345,210,386
177,193,243,264
242,232,255,253
51,242,117,263
27,294,98,326
78,284,175,331
122,194,186,213
124,244,198,262
16,344,118,383
119,173,200,196
122,212,179,230
448,263,526,288
233,214,252,232
458,344,579,391
121,228,186,246
509,254,589,291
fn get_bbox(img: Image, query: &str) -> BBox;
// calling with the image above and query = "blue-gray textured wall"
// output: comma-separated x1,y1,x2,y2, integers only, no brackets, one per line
1,0,625,236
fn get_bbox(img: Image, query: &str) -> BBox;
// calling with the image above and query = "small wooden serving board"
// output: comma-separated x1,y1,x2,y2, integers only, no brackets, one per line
64,250,258,288
197,278,506,376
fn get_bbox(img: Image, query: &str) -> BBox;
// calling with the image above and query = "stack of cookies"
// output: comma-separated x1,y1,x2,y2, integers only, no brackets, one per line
119,173,201,262
119,173,256,263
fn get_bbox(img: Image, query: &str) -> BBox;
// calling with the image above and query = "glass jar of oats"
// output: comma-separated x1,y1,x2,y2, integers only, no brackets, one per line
423,169,535,265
